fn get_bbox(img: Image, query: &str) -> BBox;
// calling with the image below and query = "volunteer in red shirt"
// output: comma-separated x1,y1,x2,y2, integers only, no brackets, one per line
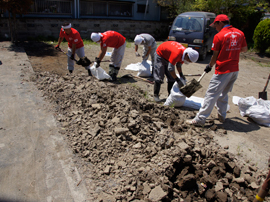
55,22,91,76
91,31,126,81
186,14,248,126
153,41,199,102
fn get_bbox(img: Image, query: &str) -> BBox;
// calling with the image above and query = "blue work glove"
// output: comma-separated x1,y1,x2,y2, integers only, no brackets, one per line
70,54,75,60
204,64,212,73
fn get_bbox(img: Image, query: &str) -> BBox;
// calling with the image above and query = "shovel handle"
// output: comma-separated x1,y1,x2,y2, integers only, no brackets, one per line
263,73,270,92
197,72,206,83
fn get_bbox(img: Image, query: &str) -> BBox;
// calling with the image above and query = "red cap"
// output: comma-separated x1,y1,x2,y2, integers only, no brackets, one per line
210,14,229,27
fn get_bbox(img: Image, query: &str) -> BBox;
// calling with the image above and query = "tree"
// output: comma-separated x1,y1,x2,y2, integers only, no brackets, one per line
0,0,33,43
157,0,269,43
155,0,195,20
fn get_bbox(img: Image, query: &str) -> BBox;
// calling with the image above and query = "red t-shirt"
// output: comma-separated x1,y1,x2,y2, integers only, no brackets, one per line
156,41,185,65
100,31,126,49
212,25,247,74
59,28,84,49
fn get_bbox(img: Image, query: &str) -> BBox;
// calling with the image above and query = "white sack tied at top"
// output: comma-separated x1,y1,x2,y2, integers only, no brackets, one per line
125,60,152,77
90,62,112,80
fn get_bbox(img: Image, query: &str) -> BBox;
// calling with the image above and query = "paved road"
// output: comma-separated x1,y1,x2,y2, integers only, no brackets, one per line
0,42,89,202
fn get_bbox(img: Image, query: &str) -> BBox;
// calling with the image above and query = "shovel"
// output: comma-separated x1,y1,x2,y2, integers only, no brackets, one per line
122,74,154,84
259,73,270,100
180,71,206,98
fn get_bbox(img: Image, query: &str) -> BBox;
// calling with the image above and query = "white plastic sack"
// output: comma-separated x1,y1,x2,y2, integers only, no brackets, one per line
237,96,270,127
90,63,112,80
183,96,204,110
125,60,152,77
164,78,186,107
137,60,152,77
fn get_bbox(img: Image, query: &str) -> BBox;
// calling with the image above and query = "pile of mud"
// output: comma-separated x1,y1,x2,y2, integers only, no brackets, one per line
33,72,269,202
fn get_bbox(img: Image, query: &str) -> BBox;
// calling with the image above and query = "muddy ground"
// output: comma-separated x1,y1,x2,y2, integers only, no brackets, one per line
19,40,270,201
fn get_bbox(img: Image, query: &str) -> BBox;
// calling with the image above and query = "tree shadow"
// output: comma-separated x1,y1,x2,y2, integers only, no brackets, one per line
6,43,25,53
0,197,33,202
18,41,58,57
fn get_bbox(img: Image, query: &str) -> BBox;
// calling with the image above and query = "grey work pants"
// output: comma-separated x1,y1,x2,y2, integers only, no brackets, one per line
194,71,238,124
67,46,90,71
153,53,175,84
143,43,157,68
111,41,126,68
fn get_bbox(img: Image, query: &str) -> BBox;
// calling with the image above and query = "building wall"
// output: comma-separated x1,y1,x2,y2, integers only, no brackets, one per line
0,18,169,41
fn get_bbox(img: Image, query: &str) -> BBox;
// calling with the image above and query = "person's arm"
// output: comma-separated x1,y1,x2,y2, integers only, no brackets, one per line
143,46,151,59
204,50,219,73
176,62,186,81
135,45,140,57
209,50,219,67
55,37,63,50
253,169,270,202
98,45,107,61
241,46,248,53
71,43,76,56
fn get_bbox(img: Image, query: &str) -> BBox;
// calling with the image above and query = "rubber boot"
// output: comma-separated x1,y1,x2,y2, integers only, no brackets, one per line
154,82,161,102
88,69,92,76
167,81,174,95
111,73,117,82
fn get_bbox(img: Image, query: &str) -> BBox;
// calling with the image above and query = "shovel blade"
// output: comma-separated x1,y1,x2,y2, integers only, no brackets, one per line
259,91,267,100
180,78,202,98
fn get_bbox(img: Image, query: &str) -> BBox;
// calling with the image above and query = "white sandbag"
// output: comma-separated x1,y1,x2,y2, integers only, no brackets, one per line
125,60,152,77
90,62,112,80
238,96,270,127
164,78,186,107
183,96,204,110
137,60,152,77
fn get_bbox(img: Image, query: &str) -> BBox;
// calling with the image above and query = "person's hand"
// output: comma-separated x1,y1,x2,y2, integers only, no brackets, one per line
175,77,184,88
135,52,140,57
95,57,101,68
55,44,60,51
179,72,186,82
142,55,148,61
262,169,270,191
70,54,75,60
204,64,212,73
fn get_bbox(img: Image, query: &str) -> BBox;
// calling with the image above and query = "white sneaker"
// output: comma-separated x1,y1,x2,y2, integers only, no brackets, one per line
185,119,204,126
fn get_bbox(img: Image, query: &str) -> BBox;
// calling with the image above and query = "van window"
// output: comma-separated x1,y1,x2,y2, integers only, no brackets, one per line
172,16,203,32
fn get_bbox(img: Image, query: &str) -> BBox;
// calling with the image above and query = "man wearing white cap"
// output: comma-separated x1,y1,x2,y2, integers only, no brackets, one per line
153,41,199,102
91,31,126,81
134,33,157,76
55,22,91,76
186,14,247,126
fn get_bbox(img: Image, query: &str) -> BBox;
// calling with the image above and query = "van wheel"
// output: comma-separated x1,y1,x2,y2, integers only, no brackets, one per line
199,47,207,61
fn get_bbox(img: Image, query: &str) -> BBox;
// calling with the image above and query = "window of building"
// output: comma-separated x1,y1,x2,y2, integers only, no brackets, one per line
80,1,106,16
80,1,132,17
137,4,148,13
29,0,73,14
108,2,132,16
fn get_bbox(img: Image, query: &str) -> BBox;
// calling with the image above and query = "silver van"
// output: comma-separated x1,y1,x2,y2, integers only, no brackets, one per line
168,11,217,60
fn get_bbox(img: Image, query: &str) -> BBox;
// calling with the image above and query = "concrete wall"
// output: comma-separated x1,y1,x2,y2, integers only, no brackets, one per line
0,18,170,41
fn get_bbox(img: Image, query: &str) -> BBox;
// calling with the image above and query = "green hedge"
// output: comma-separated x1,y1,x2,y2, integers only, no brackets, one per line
253,19,270,53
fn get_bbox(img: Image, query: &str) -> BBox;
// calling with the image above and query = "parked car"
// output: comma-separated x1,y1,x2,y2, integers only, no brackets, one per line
262,13,270,20
168,11,217,60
